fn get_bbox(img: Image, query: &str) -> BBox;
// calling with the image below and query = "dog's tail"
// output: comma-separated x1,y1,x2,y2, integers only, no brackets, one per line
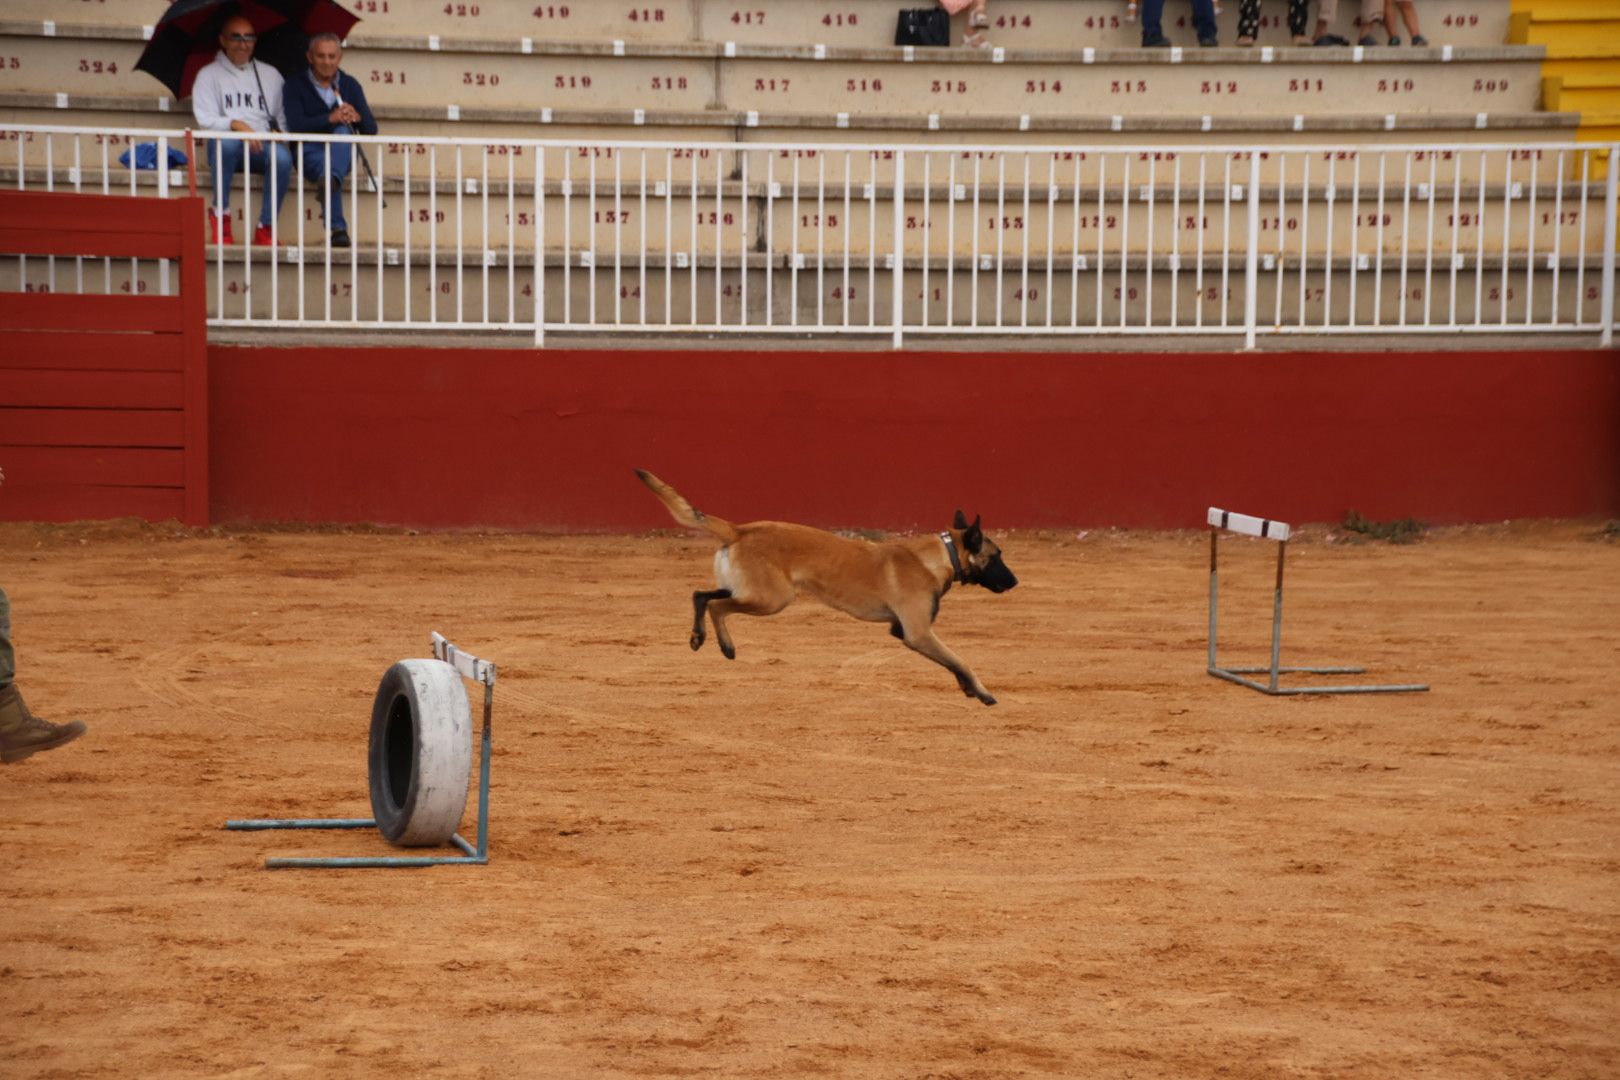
635,469,740,544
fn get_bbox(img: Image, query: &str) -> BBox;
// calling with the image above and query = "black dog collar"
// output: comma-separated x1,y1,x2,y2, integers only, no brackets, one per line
939,531,967,583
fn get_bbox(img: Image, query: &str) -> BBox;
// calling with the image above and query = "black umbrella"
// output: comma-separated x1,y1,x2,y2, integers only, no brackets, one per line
135,0,360,99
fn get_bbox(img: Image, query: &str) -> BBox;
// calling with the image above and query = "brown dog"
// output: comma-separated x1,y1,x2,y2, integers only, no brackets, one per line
636,469,1017,705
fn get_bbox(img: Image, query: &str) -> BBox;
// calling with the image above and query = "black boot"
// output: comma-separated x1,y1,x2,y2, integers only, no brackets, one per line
0,683,87,763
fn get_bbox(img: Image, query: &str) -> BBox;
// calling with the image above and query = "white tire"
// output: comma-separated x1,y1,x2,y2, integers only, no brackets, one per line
367,659,472,847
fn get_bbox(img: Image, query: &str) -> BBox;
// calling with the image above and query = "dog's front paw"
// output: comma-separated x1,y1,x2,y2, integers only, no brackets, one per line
690,630,705,651
719,641,736,660
978,693,997,706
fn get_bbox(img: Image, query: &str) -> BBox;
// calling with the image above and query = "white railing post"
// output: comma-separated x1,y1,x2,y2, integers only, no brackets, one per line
533,144,545,347
1601,145,1618,348
156,134,171,297
4,124,1612,344
891,149,906,349
1243,152,1261,350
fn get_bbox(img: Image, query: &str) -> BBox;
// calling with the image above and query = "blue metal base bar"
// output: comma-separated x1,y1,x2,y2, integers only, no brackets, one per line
222,818,486,868
226,818,376,830
1210,665,1430,695
265,832,485,870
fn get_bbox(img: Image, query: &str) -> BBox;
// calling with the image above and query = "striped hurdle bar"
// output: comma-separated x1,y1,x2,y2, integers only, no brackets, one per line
226,632,498,869
1207,508,1429,696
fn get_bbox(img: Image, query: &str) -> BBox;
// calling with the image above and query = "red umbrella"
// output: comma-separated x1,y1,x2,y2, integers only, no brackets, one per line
135,0,360,99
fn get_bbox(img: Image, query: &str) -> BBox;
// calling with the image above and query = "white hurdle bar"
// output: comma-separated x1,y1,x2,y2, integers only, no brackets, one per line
1207,506,1429,696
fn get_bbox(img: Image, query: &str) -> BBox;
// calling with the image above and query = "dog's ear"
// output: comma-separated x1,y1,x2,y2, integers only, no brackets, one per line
962,515,984,554
953,509,969,530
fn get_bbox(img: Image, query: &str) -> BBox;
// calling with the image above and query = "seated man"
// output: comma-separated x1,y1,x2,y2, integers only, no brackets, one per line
192,14,292,246
283,32,379,249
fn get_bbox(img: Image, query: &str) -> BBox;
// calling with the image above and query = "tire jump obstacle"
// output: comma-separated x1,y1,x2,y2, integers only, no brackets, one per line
1206,507,1429,696
227,633,498,869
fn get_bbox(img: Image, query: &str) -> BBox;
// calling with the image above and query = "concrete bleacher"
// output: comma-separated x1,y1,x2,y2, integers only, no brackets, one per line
1516,0,1620,149
0,0,1518,50
6,158,1595,259
3,250,1595,333
0,0,1610,335
0,0,1566,140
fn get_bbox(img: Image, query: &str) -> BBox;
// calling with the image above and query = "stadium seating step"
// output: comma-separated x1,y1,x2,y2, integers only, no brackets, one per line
1542,75,1620,115
0,0,1519,52
0,27,1548,120
3,250,1598,332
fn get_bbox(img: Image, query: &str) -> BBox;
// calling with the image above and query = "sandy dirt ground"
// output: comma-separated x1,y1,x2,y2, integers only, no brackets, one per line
1,519,1617,1079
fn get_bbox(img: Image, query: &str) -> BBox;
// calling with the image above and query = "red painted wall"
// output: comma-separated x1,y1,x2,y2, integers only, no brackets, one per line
208,346,1620,531
0,192,210,526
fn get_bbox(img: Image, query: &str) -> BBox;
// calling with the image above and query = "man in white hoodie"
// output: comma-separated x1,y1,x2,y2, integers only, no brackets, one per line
191,15,291,246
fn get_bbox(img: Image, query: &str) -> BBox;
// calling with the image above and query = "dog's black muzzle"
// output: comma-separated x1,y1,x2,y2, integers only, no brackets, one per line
977,554,1018,593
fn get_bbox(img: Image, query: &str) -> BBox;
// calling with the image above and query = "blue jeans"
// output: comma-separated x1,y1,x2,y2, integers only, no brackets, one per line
206,136,292,228
300,142,354,232
1141,0,1218,41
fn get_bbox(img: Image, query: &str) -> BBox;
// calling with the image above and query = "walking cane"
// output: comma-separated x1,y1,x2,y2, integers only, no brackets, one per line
334,79,386,208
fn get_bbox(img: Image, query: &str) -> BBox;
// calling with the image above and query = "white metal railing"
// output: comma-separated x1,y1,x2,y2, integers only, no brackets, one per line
3,124,1616,347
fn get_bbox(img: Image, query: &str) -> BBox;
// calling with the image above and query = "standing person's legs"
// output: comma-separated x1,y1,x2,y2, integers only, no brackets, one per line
1139,0,1169,44
1190,0,1218,42
1314,0,1338,40
1289,0,1311,40
0,588,88,764
1236,0,1260,44
1355,0,1384,42
1387,0,1423,42
963,0,991,48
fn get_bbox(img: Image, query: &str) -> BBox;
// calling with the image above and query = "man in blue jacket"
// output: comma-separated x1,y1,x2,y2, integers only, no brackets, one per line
283,32,378,248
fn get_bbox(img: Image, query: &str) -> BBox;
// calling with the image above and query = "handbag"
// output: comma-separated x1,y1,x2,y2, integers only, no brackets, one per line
895,7,950,46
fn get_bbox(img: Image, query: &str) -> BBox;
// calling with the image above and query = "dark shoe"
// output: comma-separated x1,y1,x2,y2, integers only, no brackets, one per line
330,229,351,249
1357,34,1378,45
1411,34,1428,45
0,684,87,764
1314,34,1350,46
1142,33,1171,47
1198,35,1219,46
1387,35,1401,45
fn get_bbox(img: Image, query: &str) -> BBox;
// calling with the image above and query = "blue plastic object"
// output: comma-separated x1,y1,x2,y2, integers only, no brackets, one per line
119,142,189,170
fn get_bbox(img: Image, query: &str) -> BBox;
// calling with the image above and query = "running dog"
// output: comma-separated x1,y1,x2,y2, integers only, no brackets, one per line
635,469,1017,705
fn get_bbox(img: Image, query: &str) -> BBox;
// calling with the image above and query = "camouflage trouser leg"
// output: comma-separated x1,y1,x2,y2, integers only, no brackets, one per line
0,588,14,687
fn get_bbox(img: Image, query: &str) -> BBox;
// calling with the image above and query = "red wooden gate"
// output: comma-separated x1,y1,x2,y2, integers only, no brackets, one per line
0,191,208,526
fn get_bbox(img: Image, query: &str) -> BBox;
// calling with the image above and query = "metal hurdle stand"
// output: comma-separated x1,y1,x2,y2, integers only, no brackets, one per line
1206,507,1429,696
226,633,497,869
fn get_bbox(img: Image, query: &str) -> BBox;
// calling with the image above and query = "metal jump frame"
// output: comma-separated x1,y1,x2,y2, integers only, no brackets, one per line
225,632,497,869
1206,507,1429,696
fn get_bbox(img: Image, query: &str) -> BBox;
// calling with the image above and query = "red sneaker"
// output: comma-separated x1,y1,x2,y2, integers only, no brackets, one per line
208,208,234,245
252,223,276,247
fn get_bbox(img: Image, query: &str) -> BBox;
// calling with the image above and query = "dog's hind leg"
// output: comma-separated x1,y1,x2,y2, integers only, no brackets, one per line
896,622,997,706
701,572,794,660
690,589,732,651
